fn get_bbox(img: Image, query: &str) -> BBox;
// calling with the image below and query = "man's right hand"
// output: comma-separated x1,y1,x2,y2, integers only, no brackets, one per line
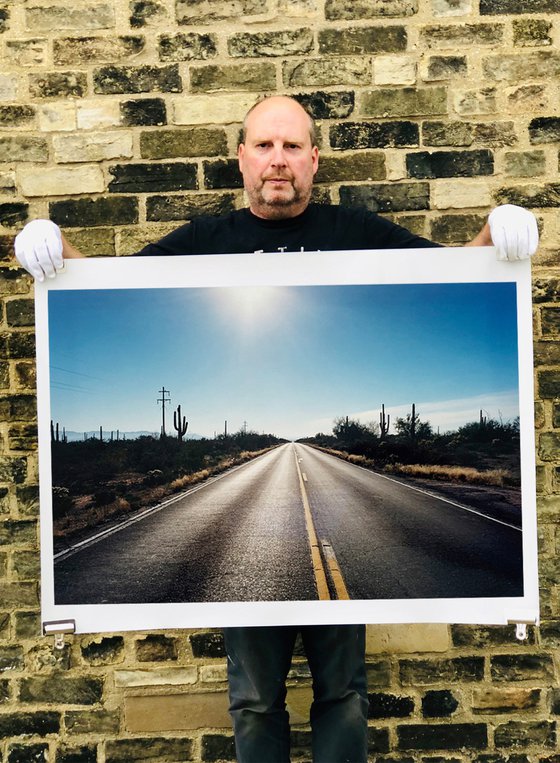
14,220,65,282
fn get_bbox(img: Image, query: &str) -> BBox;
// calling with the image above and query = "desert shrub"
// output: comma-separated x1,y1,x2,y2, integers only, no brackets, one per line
93,488,117,507
52,486,73,519
144,469,164,486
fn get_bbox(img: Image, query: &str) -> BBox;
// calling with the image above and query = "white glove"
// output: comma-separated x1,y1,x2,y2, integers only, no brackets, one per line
488,204,538,261
14,219,65,281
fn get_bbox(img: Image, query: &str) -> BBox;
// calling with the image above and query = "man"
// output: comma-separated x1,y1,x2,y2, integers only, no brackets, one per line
15,96,538,763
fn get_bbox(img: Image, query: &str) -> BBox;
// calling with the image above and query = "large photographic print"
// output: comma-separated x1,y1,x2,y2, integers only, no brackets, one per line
36,249,539,633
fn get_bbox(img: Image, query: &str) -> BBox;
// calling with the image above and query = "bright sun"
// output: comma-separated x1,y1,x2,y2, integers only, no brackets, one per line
220,285,288,328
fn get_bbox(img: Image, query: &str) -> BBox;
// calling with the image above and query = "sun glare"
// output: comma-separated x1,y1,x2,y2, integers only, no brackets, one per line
219,286,290,330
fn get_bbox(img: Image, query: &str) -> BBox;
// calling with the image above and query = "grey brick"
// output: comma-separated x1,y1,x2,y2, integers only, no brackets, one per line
481,0,560,12
108,162,198,193
407,149,493,178
190,63,276,92
330,121,419,150
361,87,447,117
94,65,182,94
158,32,217,61
529,117,560,145
339,183,429,213
228,28,313,57
53,36,144,65
50,197,139,228
176,0,269,24
318,26,407,54
398,723,488,751
140,128,227,159
421,24,503,47
284,58,371,87
147,193,236,222
325,0,418,19
29,72,87,98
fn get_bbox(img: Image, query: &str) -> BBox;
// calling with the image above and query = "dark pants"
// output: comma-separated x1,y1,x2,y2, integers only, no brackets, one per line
224,625,368,763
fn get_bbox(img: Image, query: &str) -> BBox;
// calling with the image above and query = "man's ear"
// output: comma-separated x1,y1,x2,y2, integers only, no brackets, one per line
238,142,245,173
312,145,319,176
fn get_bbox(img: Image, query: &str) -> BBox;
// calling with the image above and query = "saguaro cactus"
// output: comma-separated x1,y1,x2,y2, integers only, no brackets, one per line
379,404,390,440
51,421,66,442
174,405,188,441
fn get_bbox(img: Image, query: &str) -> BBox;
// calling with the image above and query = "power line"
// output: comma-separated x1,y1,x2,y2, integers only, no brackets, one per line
157,386,171,437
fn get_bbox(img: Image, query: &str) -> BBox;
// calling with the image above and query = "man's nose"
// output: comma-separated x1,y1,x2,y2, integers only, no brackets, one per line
270,144,287,166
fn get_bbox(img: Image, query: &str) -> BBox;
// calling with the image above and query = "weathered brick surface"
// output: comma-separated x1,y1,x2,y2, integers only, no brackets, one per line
361,87,448,117
93,65,182,94
146,193,236,221
325,0,418,19
284,57,371,87
228,28,314,58
368,692,414,719
159,32,217,62
1,1,560,760
105,737,193,761
407,150,494,179
400,657,484,685
339,182,430,213
28,72,87,98
421,23,503,46
108,163,198,193
176,0,269,25
53,36,144,65
190,63,276,92
50,197,138,228
120,98,167,126
397,723,488,750
490,654,555,682
318,26,407,54
480,0,560,12
330,121,419,149
140,128,227,159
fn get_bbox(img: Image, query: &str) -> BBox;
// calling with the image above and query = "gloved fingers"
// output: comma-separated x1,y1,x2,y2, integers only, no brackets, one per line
488,204,539,261
14,220,64,281
526,213,539,257
15,245,44,281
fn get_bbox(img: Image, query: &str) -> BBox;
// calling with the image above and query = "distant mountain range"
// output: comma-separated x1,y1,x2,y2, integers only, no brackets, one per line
59,431,203,442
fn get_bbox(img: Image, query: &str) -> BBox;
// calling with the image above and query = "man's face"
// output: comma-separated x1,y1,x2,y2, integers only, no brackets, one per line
238,97,319,220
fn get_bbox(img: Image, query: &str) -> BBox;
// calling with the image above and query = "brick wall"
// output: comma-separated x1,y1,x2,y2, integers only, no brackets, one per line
1,0,559,760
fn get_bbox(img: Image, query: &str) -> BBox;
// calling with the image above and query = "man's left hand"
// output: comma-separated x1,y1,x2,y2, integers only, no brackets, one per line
488,204,538,261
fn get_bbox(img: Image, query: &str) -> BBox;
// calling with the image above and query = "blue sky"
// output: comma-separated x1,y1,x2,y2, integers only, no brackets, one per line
48,282,519,440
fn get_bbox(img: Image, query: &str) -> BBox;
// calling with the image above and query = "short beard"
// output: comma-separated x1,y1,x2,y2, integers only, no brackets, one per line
250,183,310,219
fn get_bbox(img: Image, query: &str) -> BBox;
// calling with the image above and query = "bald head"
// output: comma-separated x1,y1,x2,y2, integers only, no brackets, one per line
237,96,320,220
240,95,318,147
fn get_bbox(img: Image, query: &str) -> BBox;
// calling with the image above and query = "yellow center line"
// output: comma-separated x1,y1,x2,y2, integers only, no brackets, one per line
294,450,331,601
320,540,350,601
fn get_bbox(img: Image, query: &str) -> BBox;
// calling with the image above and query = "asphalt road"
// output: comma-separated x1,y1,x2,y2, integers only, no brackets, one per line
54,442,523,605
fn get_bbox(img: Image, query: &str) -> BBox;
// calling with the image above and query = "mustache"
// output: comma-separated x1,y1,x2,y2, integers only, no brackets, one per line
262,173,294,181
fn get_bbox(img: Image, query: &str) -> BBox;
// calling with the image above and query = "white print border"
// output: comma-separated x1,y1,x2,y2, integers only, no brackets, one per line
35,247,539,634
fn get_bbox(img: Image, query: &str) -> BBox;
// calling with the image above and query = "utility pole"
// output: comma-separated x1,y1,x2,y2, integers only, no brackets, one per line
157,386,171,438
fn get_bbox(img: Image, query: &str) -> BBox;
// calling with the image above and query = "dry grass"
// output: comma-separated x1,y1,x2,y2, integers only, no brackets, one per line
383,463,511,487
54,496,132,539
306,445,511,487
54,446,278,543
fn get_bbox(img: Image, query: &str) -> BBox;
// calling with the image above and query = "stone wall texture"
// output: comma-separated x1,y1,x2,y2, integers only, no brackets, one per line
1,0,560,760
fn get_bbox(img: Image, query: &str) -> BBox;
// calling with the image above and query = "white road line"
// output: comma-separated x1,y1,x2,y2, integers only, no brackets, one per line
54,447,282,563
299,444,521,532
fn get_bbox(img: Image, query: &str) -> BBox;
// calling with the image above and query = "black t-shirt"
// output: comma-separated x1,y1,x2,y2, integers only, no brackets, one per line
137,204,438,256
